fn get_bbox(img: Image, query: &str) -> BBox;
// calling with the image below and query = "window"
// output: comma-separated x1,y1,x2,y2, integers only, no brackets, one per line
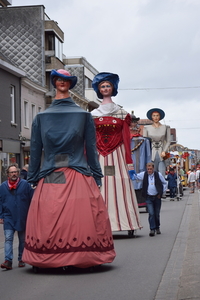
48,34,55,50
46,32,63,61
10,85,15,123
31,104,36,122
38,106,42,113
85,77,92,88
55,36,63,61
24,101,29,127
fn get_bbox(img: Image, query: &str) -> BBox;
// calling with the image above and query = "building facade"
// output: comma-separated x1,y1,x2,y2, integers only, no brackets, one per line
0,54,25,182
0,4,104,181
0,5,66,171
64,56,101,110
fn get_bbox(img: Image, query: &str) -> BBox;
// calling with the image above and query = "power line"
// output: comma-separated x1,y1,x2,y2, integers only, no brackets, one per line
119,86,200,91
175,127,200,130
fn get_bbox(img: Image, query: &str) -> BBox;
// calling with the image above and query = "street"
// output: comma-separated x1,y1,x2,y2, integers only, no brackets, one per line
0,190,189,300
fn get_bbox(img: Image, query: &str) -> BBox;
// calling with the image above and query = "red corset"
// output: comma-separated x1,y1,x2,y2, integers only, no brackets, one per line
94,117,124,156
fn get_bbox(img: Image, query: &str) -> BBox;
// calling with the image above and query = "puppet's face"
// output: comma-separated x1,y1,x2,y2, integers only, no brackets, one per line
55,77,71,93
151,112,160,123
99,81,113,97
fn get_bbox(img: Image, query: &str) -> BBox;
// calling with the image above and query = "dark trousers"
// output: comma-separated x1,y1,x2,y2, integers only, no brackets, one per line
146,195,161,230
169,187,176,198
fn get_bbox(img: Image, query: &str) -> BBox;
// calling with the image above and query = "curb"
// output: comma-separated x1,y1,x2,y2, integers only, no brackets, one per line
155,191,200,300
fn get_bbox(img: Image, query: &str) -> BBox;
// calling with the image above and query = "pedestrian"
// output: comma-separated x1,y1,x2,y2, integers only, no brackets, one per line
166,168,177,201
20,164,29,180
0,164,34,270
187,169,191,178
22,69,116,269
129,162,167,237
91,72,142,236
187,169,196,193
195,167,200,189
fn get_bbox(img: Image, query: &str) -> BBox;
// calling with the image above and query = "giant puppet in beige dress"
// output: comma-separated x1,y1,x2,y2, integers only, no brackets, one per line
91,72,142,235
143,108,171,178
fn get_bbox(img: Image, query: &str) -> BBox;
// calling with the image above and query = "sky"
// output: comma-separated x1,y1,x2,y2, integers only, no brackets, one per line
12,0,200,149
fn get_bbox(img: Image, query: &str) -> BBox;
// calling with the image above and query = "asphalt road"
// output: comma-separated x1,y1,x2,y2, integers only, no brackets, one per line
0,191,189,300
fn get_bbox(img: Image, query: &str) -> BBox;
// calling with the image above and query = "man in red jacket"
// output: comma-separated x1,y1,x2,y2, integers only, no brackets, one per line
0,164,34,270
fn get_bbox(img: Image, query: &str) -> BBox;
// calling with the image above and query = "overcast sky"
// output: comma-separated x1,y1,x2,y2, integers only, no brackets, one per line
13,0,200,149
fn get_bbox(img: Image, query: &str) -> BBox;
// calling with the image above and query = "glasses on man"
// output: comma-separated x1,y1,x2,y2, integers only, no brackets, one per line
9,171,18,174
100,85,112,88
56,77,69,82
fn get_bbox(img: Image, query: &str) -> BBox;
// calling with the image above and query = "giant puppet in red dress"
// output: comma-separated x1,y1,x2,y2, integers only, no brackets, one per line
91,73,142,236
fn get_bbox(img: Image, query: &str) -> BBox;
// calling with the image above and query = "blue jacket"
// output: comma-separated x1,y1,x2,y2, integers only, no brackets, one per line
0,179,34,231
166,173,177,188
27,97,103,186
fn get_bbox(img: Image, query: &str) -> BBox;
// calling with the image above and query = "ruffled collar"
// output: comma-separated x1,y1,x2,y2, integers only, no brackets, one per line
91,102,120,117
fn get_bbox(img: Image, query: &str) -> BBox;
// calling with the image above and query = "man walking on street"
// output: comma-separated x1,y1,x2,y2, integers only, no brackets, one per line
187,169,196,193
0,164,34,270
129,162,167,236
195,167,200,190
166,168,177,201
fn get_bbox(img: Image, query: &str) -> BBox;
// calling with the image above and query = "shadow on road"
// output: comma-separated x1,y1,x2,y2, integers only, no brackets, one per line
23,264,115,276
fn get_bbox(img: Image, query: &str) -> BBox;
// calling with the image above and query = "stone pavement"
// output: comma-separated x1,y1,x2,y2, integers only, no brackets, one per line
0,190,200,300
155,189,200,300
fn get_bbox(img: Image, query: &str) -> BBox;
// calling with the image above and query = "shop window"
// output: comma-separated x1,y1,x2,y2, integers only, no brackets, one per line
9,153,17,165
24,151,30,165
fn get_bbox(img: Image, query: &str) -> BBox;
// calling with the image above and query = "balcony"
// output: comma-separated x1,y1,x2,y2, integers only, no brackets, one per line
45,55,64,71
45,20,64,42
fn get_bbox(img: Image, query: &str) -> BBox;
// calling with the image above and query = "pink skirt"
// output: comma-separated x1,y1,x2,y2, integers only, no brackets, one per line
22,168,116,268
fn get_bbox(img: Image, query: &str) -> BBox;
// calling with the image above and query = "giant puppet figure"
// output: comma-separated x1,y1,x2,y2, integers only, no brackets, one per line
143,108,171,178
22,69,116,269
91,72,142,236
130,112,151,208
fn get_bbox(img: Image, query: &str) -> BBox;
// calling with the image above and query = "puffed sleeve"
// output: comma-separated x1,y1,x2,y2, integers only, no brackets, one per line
163,125,171,153
27,115,43,185
84,113,103,186
123,114,133,164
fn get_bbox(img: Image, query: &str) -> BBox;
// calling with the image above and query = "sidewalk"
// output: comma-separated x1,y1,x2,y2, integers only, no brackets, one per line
155,189,200,300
